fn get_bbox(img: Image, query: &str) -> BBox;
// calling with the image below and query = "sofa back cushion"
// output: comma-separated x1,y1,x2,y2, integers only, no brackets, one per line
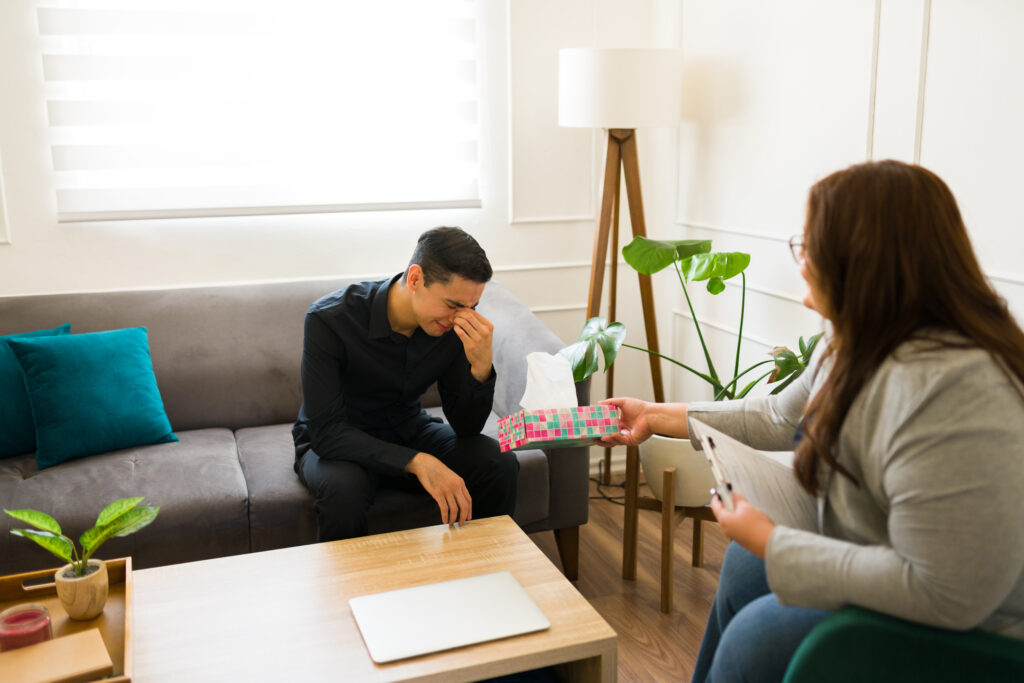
9,327,178,468
0,323,71,457
0,278,478,432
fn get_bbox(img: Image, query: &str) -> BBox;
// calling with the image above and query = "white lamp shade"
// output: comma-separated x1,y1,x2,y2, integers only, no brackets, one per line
558,48,683,129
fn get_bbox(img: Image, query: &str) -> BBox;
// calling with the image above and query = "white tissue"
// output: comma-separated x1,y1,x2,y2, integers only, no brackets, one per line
519,352,579,410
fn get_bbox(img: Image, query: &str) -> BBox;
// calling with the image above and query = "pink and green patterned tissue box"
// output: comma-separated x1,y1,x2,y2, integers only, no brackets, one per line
497,405,620,452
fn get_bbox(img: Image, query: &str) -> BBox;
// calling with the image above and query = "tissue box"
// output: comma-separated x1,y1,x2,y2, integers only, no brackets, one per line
497,405,620,452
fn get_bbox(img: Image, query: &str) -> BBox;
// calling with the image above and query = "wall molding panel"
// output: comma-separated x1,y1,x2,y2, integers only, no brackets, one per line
719,278,803,306
493,260,591,273
870,0,927,162
0,149,9,245
913,0,932,164
866,0,883,160
676,220,790,244
506,0,597,224
672,309,791,351
530,303,587,314
990,272,1024,288
509,214,594,225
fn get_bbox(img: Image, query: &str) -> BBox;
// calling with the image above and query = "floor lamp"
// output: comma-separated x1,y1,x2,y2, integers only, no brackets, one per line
559,48,683,484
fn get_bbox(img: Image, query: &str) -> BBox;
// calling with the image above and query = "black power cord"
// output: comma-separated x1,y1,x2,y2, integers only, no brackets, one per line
588,458,626,506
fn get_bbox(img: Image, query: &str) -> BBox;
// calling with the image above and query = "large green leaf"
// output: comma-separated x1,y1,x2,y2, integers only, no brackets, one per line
768,347,801,382
767,333,824,395
95,496,144,527
109,505,159,538
681,252,751,283
80,505,160,556
622,237,711,275
4,508,61,535
10,529,74,563
558,339,598,382
557,317,626,382
800,332,823,361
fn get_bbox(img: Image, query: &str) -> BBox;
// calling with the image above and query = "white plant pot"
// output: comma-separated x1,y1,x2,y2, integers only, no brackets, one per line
639,433,717,507
54,559,108,620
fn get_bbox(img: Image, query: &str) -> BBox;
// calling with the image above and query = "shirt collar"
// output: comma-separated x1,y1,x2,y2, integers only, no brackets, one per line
368,273,403,340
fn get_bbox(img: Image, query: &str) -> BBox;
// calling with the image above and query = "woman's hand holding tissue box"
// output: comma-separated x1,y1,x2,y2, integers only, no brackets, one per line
497,353,620,452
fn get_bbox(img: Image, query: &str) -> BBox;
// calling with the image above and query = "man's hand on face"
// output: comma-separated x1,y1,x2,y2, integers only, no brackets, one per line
405,452,472,526
453,308,494,382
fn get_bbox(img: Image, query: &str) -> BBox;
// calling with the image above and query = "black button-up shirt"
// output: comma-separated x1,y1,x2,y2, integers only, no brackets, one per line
292,274,496,475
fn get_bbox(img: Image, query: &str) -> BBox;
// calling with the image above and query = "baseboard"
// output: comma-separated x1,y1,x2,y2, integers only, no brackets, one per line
589,446,626,477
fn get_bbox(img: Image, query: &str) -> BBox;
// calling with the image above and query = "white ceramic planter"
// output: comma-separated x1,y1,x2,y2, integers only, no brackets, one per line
639,433,717,506
54,559,108,620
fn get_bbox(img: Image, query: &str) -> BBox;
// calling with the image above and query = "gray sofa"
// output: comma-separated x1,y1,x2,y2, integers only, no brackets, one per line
0,278,590,578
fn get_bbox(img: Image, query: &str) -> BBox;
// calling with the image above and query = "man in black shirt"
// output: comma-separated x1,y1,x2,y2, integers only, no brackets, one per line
292,226,518,540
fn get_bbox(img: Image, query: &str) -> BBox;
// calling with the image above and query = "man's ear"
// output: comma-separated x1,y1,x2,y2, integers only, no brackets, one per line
406,264,424,290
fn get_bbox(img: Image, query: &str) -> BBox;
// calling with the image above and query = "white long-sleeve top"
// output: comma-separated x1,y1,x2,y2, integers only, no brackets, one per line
687,334,1024,638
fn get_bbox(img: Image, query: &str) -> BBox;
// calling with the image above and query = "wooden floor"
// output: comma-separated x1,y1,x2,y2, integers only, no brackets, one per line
529,475,728,682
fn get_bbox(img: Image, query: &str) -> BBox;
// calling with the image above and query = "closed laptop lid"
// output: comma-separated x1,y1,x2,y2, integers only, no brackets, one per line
349,570,551,663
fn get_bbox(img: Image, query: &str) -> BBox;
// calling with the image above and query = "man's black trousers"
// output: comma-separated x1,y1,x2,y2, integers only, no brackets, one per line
297,420,519,541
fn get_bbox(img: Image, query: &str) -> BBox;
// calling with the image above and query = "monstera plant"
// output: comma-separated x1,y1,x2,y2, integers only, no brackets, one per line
561,236,822,505
561,236,821,400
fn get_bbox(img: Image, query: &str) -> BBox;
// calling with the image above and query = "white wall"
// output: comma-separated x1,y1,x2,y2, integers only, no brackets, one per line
0,0,666,473
0,1,627,343
668,0,1024,405
0,1,577,296
2,1,1021,472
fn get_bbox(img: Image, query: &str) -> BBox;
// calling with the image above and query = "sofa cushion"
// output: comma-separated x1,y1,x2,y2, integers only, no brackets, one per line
477,410,550,529
8,327,178,469
235,412,550,545
234,424,317,553
0,323,70,459
0,428,248,574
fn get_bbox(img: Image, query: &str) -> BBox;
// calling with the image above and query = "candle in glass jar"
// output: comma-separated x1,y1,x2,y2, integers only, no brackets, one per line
0,603,53,651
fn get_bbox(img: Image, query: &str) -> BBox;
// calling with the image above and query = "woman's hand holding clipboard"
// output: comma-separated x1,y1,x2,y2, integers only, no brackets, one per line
703,436,735,512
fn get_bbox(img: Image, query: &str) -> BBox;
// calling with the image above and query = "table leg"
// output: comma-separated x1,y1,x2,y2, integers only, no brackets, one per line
622,445,640,580
661,467,676,613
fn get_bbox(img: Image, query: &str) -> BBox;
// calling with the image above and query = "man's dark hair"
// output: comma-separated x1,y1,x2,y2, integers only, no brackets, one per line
404,226,492,286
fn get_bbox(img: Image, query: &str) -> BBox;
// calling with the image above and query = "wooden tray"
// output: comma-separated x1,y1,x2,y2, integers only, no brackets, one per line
0,557,132,682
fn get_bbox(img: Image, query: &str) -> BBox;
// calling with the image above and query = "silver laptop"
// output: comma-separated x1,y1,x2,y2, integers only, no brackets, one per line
349,571,551,663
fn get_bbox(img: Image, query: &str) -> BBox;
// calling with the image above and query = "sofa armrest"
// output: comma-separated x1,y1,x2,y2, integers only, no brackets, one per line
479,280,571,418
478,281,593,532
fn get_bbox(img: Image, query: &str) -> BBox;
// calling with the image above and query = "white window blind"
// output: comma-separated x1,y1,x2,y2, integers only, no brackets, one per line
37,0,481,222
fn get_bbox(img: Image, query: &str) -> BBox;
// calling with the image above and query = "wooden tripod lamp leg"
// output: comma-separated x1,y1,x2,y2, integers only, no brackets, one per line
586,129,666,491
617,129,665,403
601,155,621,485
585,131,623,320
589,130,622,486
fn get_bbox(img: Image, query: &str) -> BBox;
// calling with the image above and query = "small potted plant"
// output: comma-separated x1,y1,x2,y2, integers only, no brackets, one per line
561,236,821,504
5,497,159,620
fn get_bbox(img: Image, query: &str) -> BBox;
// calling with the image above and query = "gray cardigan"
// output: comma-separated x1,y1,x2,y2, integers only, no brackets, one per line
688,335,1024,638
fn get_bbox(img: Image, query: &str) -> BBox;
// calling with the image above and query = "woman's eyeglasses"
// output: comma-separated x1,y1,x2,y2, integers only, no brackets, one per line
788,236,805,265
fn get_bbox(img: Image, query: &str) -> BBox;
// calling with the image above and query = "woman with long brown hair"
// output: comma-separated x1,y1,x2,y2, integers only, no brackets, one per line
601,160,1024,682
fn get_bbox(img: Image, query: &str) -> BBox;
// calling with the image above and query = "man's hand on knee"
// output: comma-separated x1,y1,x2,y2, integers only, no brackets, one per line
405,452,473,526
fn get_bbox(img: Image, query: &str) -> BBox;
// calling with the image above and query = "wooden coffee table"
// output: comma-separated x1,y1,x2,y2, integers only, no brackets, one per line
132,516,617,681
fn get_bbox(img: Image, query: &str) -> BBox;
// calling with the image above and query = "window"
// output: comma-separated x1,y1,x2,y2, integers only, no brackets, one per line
37,0,481,222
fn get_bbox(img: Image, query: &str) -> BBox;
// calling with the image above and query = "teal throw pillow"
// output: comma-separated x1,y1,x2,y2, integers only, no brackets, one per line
8,326,178,469
0,324,71,458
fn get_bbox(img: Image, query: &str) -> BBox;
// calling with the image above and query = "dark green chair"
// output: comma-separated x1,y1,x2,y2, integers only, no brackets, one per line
783,607,1024,683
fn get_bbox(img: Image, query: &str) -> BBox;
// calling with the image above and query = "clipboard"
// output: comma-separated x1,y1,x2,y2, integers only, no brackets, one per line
689,417,818,530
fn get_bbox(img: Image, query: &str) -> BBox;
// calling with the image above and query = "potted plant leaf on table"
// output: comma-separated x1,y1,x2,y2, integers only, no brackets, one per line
560,236,821,505
5,498,159,620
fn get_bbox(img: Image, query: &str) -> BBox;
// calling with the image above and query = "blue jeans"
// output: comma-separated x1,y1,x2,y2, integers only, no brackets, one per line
692,543,832,683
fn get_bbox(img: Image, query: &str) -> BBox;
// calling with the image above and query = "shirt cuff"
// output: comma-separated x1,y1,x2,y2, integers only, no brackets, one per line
471,366,496,392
